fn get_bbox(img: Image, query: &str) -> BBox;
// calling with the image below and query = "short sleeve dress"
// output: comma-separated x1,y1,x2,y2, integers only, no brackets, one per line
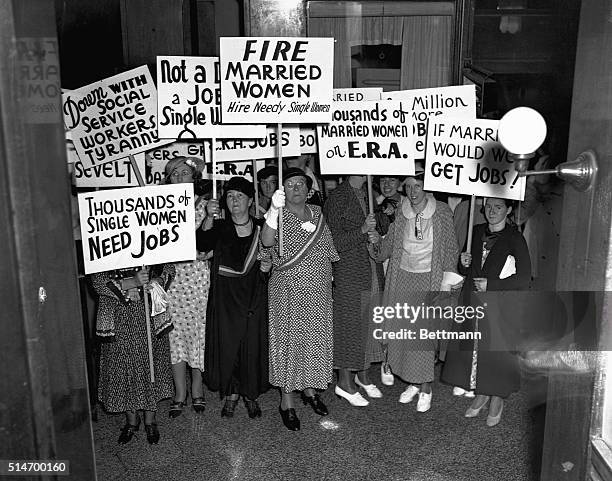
263,205,340,392
167,198,210,371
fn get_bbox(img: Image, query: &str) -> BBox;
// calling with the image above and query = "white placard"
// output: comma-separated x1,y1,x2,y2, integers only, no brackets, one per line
78,184,196,274
17,37,61,124
220,37,334,124
317,100,415,175
383,85,477,159
63,66,172,169
74,153,145,189
146,142,265,184
333,88,382,102
156,56,265,140
299,126,318,154
213,126,300,162
425,117,526,201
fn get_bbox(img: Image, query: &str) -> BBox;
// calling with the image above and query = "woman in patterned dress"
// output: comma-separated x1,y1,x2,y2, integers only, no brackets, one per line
261,168,340,431
93,265,175,444
370,167,459,413
323,175,387,406
164,157,211,418
196,176,270,419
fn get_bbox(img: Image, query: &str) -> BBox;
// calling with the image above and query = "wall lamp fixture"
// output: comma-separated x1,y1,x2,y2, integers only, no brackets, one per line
498,107,598,192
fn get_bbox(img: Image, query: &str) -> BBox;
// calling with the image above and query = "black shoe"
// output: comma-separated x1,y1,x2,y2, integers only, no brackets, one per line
221,398,239,418
192,397,206,414
279,407,300,431
169,398,187,419
244,398,262,419
145,423,160,444
301,393,329,416
118,417,140,444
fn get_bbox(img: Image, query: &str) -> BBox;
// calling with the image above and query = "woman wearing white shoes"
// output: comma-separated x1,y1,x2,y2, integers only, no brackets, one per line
323,175,389,406
369,166,459,412
442,197,531,426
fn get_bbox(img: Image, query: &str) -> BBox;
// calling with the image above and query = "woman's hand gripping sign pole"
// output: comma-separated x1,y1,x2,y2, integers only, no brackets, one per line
128,154,155,383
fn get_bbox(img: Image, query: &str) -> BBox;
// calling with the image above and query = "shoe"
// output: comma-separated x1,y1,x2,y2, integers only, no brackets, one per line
464,390,475,398
334,385,369,406
486,399,504,427
169,398,186,418
301,393,329,416
452,386,466,396
398,385,420,404
244,398,262,419
354,374,383,398
144,423,160,444
117,417,140,444
416,391,432,412
221,398,239,418
381,363,394,386
192,397,206,414
465,395,490,418
279,407,300,431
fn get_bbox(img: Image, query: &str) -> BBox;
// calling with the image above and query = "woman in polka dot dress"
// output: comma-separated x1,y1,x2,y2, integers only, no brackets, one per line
260,168,339,431
164,157,211,417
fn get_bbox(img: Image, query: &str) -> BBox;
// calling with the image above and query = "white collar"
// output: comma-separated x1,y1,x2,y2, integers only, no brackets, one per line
402,193,436,220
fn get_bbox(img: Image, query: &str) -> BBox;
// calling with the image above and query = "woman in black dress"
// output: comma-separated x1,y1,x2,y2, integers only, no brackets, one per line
196,176,269,418
441,197,531,426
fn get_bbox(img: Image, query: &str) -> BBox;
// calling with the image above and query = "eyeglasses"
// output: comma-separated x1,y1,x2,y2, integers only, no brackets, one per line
171,169,192,178
285,180,306,190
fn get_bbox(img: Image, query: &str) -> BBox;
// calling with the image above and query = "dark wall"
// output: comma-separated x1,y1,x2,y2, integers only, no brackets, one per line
55,0,123,88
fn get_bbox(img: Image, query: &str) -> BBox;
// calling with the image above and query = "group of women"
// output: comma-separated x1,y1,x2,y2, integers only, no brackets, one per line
92,156,531,443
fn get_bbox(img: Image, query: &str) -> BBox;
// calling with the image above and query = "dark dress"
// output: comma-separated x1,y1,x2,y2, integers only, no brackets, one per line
323,181,386,370
196,218,269,400
93,266,175,412
441,223,531,398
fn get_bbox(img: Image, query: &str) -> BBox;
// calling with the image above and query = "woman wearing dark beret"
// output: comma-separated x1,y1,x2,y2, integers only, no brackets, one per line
196,176,270,419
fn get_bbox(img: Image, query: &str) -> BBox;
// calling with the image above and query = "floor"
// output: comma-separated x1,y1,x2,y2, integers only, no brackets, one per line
92,365,545,481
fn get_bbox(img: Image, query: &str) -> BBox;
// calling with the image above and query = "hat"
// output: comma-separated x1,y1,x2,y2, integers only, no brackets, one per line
164,156,203,183
224,176,254,198
407,161,425,179
282,167,313,191
257,165,278,182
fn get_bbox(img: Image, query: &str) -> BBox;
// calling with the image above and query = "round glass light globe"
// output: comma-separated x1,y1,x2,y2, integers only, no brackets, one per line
498,107,547,156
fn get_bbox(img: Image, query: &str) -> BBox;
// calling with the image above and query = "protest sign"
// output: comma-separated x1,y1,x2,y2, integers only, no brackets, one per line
333,88,382,102
78,184,196,274
425,117,526,201
74,153,145,189
317,100,415,175
63,66,172,169
212,125,300,162
383,85,476,159
156,56,265,140
146,142,265,184
220,37,334,123
299,126,318,155
17,37,60,123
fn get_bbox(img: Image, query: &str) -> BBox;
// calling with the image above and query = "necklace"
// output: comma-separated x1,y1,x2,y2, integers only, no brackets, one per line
232,217,251,226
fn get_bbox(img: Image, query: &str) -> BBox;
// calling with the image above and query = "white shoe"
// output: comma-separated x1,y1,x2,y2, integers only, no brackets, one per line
398,385,420,404
416,391,432,412
335,385,369,407
464,390,475,398
354,374,383,398
453,386,466,396
381,363,394,386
